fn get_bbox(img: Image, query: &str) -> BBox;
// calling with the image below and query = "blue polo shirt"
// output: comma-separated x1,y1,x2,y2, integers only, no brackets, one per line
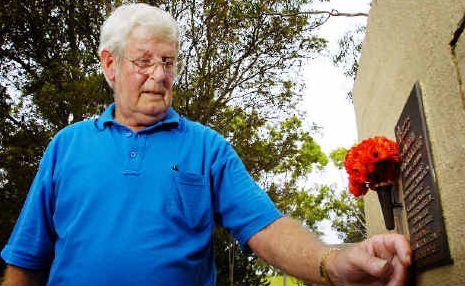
1,104,283,285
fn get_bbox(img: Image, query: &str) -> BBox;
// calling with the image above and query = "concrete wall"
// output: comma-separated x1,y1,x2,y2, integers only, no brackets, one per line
353,0,465,285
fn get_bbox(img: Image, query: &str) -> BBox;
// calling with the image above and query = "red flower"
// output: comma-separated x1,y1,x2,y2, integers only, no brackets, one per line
344,136,400,197
349,181,368,197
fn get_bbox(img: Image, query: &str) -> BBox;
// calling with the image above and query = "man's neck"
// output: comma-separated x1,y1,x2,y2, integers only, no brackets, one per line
113,108,168,132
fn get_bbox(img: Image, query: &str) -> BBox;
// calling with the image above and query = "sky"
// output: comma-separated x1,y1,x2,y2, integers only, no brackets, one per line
300,0,372,243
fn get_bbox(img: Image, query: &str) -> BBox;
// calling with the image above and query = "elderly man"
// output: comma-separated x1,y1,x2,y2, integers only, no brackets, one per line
1,3,411,286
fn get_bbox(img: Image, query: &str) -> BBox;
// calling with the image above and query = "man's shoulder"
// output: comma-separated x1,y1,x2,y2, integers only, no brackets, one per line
182,117,228,144
38,120,97,165
52,119,97,143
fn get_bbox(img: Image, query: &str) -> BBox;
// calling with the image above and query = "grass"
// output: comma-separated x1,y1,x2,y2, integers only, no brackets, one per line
266,275,303,286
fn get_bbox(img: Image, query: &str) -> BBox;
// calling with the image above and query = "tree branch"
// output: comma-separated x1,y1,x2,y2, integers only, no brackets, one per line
264,9,368,18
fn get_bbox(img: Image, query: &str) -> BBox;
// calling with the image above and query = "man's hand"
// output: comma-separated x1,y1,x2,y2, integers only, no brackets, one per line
327,234,412,286
249,218,412,285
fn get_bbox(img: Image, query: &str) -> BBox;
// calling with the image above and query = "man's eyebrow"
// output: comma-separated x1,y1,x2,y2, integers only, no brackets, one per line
133,49,176,59
134,49,152,56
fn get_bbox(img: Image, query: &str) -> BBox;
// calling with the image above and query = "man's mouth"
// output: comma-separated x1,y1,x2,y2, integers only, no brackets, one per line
142,91,164,98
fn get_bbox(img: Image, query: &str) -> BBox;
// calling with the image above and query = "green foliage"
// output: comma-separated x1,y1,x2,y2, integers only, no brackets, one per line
332,25,366,79
169,0,327,125
332,25,366,101
266,274,303,286
0,0,359,284
268,184,330,235
214,228,271,286
325,189,367,243
327,148,366,243
329,147,348,169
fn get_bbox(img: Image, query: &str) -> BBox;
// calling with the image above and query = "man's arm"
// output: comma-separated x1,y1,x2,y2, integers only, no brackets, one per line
248,217,328,283
1,265,47,286
248,217,412,285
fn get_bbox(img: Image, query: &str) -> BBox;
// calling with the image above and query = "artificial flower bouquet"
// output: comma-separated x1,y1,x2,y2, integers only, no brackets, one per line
344,136,400,196
344,136,401,229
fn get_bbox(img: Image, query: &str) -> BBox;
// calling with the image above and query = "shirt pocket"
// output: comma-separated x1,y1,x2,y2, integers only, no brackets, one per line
172,170,212,230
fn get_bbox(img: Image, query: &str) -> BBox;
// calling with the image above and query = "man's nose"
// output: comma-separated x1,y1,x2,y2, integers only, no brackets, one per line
147,64,166,80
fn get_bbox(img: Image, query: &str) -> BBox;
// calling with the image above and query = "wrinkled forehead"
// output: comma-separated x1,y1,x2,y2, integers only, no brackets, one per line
123,25,179,57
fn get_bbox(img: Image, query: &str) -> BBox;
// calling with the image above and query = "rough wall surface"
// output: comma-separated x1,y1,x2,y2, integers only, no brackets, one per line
353,0,465,284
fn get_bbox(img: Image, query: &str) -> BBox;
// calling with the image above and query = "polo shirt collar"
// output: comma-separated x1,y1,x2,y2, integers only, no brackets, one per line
95,103,180,131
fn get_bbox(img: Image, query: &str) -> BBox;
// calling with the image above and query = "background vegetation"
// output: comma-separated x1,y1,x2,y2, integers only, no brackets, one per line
0,1,366,284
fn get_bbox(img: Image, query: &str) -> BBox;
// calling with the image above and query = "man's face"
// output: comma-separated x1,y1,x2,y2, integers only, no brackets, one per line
112,27,177,127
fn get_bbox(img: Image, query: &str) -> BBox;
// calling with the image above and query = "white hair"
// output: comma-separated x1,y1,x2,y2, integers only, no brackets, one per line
98,3,179,89
98,3,179,58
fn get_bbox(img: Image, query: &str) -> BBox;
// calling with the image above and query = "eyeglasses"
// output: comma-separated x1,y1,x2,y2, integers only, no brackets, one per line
123,56,178,77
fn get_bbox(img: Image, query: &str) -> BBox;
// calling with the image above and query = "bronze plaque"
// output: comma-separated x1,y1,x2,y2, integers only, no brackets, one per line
395,82,452,272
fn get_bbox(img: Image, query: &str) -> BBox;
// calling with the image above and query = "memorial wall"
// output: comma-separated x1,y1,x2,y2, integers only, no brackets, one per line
352,0,465,285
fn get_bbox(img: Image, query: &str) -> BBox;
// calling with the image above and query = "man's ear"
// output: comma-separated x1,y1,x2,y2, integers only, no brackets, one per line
100,49,117,83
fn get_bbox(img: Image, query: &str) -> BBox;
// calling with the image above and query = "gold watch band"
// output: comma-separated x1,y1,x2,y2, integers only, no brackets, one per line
319,247,338,286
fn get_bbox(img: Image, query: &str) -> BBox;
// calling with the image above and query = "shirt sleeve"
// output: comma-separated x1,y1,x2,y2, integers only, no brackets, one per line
211,140,283,249
1,140,57,270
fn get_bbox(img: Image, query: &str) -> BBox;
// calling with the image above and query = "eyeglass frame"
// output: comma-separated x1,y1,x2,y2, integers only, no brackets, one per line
121,55,180,78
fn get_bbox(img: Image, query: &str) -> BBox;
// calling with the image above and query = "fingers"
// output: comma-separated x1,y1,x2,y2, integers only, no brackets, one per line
366,234,411,286
350,246,393,278
368,235,394,262
387,256,408,286
376,234,412,266
334,235,412,286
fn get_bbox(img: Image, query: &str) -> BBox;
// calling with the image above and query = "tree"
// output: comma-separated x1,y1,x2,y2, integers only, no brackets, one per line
332,20,368,101
329,147,348,169
328,148,367,243
326,189,366,243
332,25,366,80
0,0,352,284
1,2,112,272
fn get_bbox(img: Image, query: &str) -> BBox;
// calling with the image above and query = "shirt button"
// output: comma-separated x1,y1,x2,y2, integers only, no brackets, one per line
129,151,137,158
124,132,132,137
